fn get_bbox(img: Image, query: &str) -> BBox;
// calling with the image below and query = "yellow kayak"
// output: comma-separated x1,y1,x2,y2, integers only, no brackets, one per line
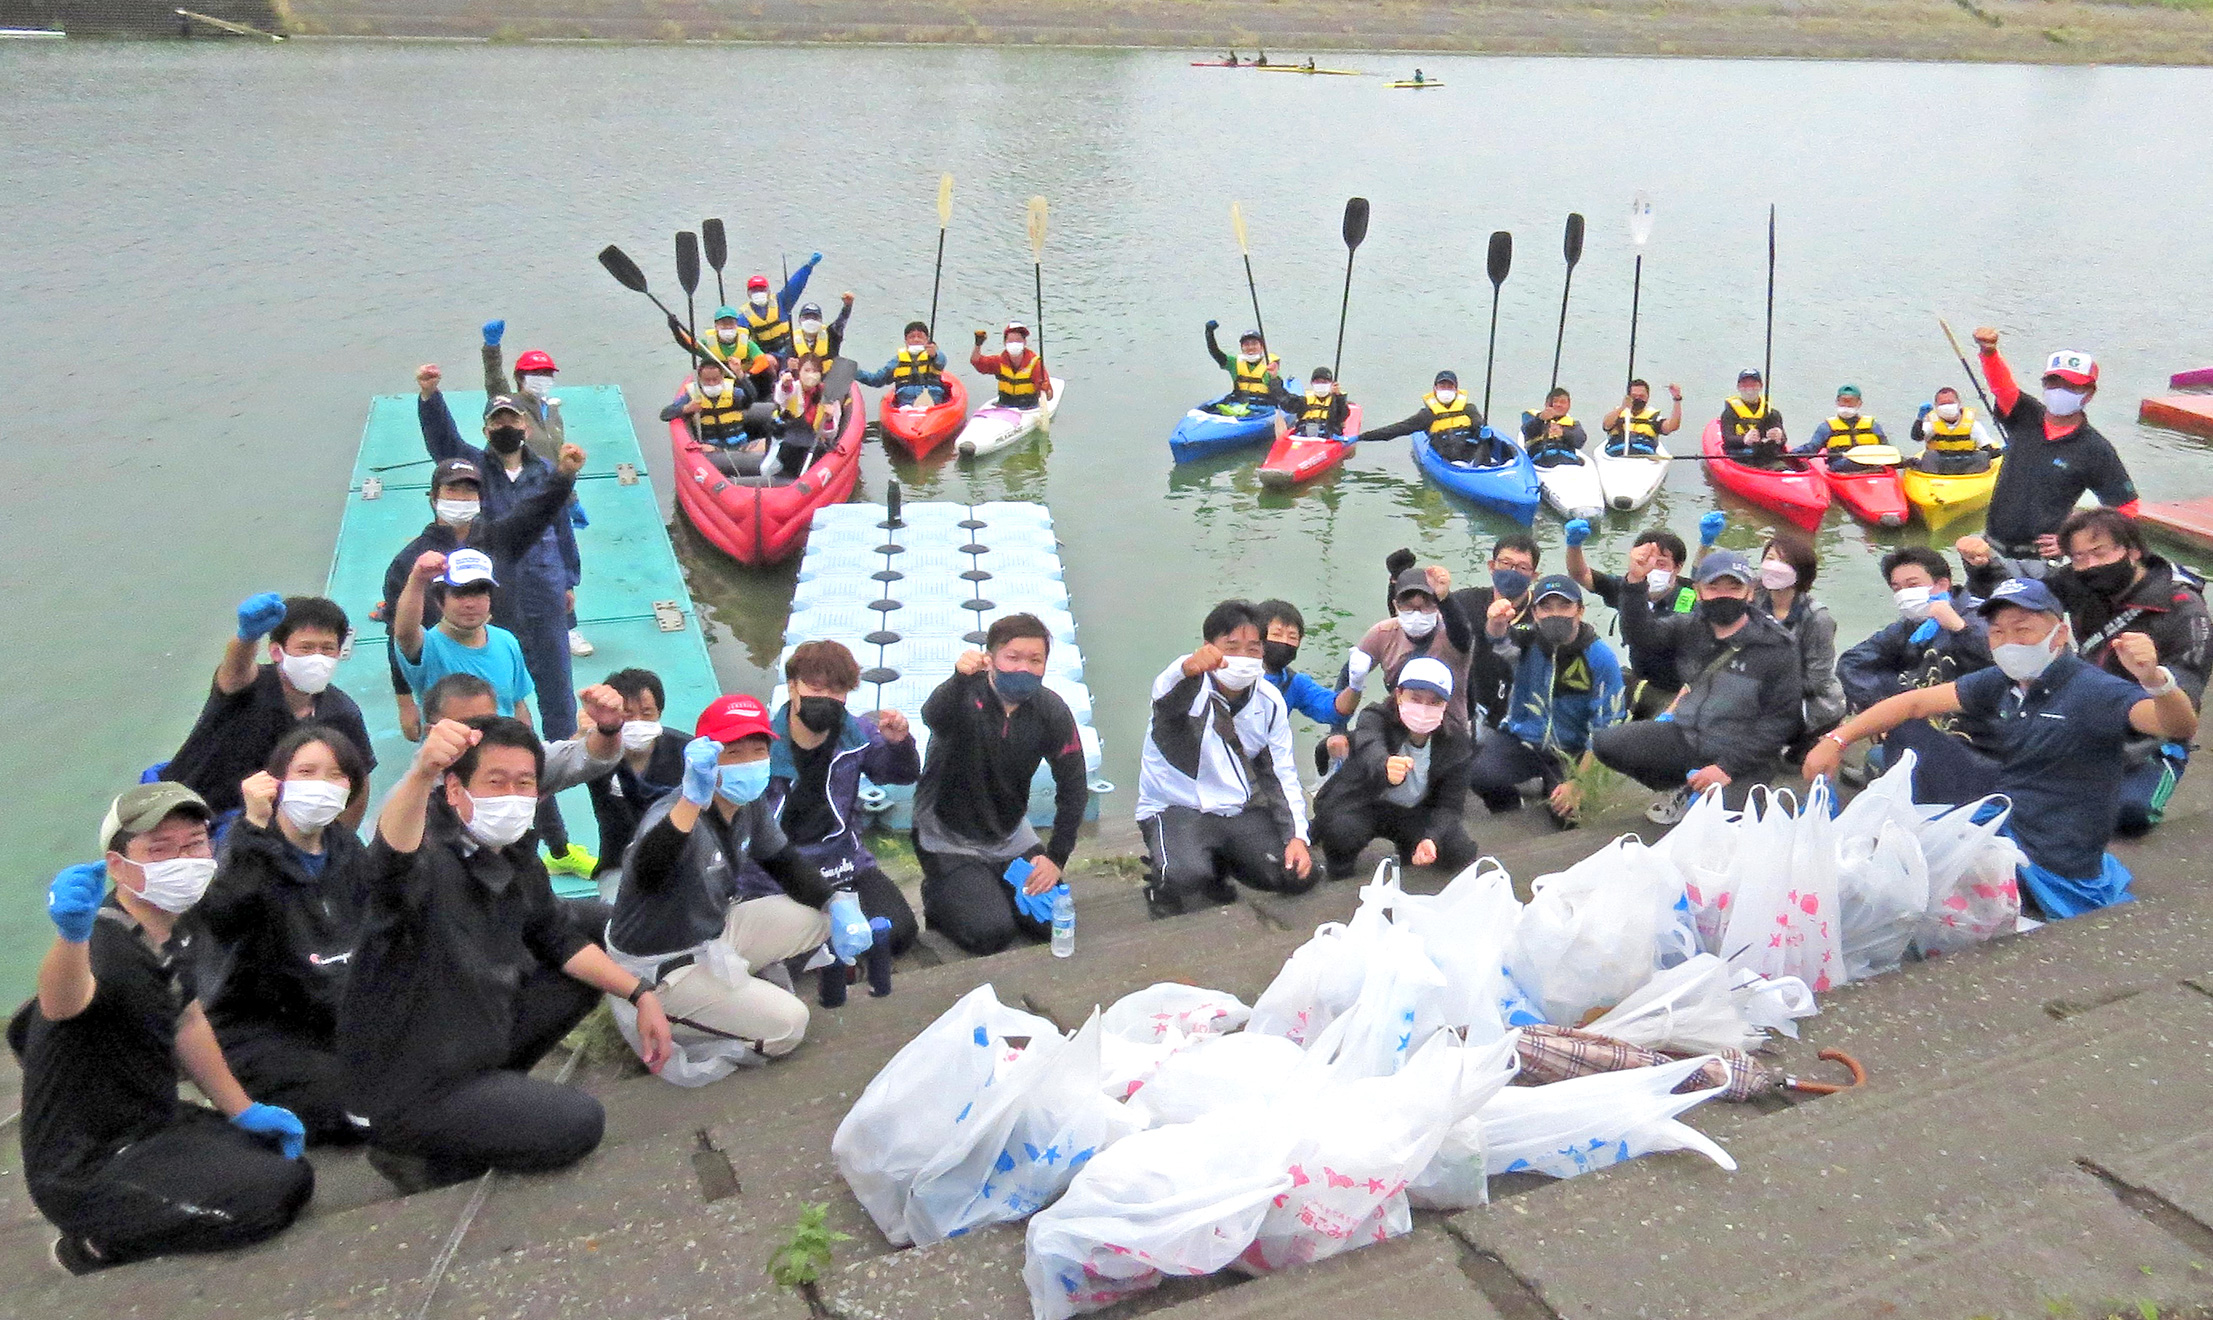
1386,80,1444,88
1901,455,2002,531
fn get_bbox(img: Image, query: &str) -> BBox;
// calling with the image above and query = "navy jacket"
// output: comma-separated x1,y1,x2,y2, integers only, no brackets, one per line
735,704,920,891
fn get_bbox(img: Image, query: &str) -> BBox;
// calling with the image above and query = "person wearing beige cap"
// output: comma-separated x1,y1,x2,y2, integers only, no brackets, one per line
9,783,313,1274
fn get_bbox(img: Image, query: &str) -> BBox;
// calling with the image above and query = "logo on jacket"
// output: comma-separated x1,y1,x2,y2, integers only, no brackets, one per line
307,950,353,967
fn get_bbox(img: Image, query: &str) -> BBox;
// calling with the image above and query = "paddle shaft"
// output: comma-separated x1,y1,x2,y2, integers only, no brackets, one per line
1482,285,1502,422
1033,262,1046,357
1333,249,1356,379
1550,263,1576,393
1243,254,1267,348
1761,205,1776,411
1625,253,1644,393
928,227,947,340
1939,317,2004,430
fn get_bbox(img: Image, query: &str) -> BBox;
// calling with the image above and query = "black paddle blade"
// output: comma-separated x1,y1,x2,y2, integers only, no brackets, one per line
702,218,727,272
598,244,648,293
676,231,701,295
1487,230,1513,287
1342,197,1370,250
1563,212,1586,267
822,355,859,397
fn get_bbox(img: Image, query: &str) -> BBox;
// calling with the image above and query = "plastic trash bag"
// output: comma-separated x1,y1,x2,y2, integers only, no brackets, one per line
1479,1053,1737,1179
1097,983,1250,1101
1390,857,1535,1045
1718,785,1842,993
1126,1031,1307,1128
1295,910,1446,1080
1659,785,1740,950
1913,797,2025,956
1730,967,1819,1038
1583,953,1762,1054
1836,817,1929,981
1406,1031,1524,1210
1509,837,1688,1026
904,1010,1146,1246
1247,920,1369,1046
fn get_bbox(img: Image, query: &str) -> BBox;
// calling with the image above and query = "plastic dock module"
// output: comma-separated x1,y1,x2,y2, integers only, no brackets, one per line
324,386,722,897
2136,497,2213,557
780,499,1110,831
2139,394,2213,439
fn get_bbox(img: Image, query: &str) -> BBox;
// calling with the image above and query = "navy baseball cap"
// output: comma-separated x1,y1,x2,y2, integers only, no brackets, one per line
1694,550,1756,585
1532,574,1583,605
484,394,527,419
1977,577,2065,617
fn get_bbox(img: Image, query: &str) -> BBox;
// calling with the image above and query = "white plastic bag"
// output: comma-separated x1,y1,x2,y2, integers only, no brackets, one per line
1913,797,2025,957
1296,914,1446,1080
1479,1054,1737,1179
1583,953,1761,1054
834,984,1058,1244
1247,920,1368,1045
1659,786,1739,949
1718,785,1842,993
1835,817,1929,981
1406,1031,1524,1210
1392,858,1533,1044
1729,967,1819,1038
1096,984,1250,1101
904,1010,1146,1246
1509,837,1687,1026
1126,1031,1307,1128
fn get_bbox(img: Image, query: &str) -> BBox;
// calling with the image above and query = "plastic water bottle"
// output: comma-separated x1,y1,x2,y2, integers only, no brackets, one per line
1050,884,1075,958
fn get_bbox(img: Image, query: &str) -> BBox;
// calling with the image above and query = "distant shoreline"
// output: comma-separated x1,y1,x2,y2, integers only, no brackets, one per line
276,0,2213,67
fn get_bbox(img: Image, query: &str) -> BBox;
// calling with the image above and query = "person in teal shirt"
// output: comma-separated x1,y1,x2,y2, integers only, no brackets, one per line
393,549,536,725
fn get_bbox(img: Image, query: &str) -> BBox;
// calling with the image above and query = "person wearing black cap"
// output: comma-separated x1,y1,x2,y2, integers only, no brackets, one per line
10,783,312,1273
1312,655,1477,880
1805,577,2197,918
1590,549,1805,821
1336,564,1477,733
1269,365,1352,438
1384,535,1541,730
1201,321,1284,412
785,293,853,367
1718,368,1790,467
1468,575,1627,827
1357,369,1500,464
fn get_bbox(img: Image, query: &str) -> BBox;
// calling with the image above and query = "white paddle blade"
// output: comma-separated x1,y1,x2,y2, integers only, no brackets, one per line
1026,196,1049,261
1629,192,1656,248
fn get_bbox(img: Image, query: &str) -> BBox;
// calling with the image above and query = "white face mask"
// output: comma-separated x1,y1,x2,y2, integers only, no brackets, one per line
520,374,551,397
1740,388,1763,404
133,856,217,914
1992,622,2064,682
749,292,770,309
1760,561,1797,590
620,720,663,752
279,652,339,695
1893,585,1935,621
1003,339,1027,358
1239,351,1263,365
799,319,823,335
1645,568,1676,593
279,780,349,832
2043,386,2087,417
907,341,929,355
1935,402,1962,422
697,378,728,398
434,497,479,526
1214,655,1265,691
1311,381,1333,397
1397,607,1438,638
717,326,740,344
1835,405,1859,419
463,792,536,848
1433,388,1458,405
1397,699,1446,735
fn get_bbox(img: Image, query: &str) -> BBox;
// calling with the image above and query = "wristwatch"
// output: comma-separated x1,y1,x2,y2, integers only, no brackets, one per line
2142,667,2179,698
626,980,653,1005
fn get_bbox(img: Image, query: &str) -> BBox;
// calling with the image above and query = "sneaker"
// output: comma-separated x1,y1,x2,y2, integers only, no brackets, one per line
568,628,595,657
49,1234,105,1276
365,1146,442,1195
543,843,598,877
1143,884,1182,920
1643,785,1696,827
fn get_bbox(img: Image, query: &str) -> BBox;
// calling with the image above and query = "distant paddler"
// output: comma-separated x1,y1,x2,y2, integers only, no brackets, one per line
1718,367,1790,468
1792,384,1890,472
1358,369,1499,465
856,321,948,407
1908,386,2001,474
678,305,775,395
972,321,1054,410
1270,366,1353,439
1201,320,1283,414
785,295,853,366
1520,387,1589,467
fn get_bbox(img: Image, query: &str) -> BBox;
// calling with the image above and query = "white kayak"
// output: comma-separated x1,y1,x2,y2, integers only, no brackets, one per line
1535,452,1607,521
1593,438,1672,512
956,376,1064,458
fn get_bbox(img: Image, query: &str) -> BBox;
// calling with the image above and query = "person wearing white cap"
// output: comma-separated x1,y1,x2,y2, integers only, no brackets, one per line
393,548,536,726
1311,655,1480,881
1969,326,2138,558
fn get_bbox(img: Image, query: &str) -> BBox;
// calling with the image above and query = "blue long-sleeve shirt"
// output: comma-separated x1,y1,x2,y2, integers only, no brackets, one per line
856,348,946,388
419,392,581,589
1266,667,1343,726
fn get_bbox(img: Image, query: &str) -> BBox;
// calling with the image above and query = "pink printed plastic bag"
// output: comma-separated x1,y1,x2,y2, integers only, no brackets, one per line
1717,785,1841,993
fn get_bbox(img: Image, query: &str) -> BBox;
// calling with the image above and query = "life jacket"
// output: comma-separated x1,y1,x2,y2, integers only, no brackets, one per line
744,298,790,353
891,346,940,387
1299,389,1337,431
1821,415,1880,454
1615,403,1661,445
1229,354,1279,402
789,325,833,361
702,328,756,367
1530,411,1579,451
1724,394,1775,441
690,380,747,444
997,351,1042,407
779,383,821,424
1424,392,1475,439
1926,408,1979,453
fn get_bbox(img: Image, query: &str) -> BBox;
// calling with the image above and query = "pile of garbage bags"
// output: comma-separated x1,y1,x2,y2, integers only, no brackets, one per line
831,756,2027,1319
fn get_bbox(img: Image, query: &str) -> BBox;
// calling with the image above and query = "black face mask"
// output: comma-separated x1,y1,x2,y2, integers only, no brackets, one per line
1262,640,1299,673
1698,596,1751,628
1534,616,1578,651
487,424,527,454
795,696,846,736
2075,559,2136,598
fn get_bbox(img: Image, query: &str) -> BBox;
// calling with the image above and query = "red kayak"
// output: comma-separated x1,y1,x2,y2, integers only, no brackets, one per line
672,377,865,566
1700,420,1829,531
1256,404,1362,489
1815,455,1909,528
878,373,969,458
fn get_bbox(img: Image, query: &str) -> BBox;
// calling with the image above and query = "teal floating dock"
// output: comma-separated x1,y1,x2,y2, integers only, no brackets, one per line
323,385,721,896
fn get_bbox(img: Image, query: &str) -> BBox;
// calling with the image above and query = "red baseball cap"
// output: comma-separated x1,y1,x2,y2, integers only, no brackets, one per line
696,693,776,743
746,274,771,292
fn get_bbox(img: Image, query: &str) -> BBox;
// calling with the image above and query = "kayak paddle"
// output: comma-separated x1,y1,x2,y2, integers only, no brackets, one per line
1626,192,1654,394
675,229,701,347
1549,212,1585,393
1481,229,1512,423
929,172,953,341
1027,195,1049,357
1231,200,1267,350
1334,196,1369,380
1939,315,2005,430
702,217,728,308
599,243,716,369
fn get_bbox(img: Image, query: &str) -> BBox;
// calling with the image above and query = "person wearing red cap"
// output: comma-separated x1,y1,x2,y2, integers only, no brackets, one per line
971,321,1055,410
606,693,863,1079
480,319,564,462
743,254,822,360
1970,326,2138,558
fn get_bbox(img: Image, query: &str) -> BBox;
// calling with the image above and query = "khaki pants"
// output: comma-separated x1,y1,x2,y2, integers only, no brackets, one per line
655,896,829,1059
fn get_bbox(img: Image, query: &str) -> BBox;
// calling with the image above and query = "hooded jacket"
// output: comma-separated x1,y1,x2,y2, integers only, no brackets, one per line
1758,590,1847,733
1488,620,1627,756
731,703,921,893
1314,699,1474,844
194,818,370,1045
1618,582,1806,777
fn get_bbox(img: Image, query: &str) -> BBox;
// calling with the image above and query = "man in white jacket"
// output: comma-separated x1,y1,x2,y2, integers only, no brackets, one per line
1135,600,1315,917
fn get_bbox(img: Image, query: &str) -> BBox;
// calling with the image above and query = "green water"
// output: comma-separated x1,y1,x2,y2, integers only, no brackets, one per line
4,41,2211,993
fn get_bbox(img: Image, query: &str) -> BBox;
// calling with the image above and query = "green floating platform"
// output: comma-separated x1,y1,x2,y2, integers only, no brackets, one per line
322,385,721,896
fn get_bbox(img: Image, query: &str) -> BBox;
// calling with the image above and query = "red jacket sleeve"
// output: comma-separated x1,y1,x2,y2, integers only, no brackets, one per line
1980,347,2020,416
971,348,1000,374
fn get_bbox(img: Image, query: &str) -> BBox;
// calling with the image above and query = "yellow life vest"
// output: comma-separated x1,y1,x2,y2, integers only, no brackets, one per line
690,380,747,444
1614,403,1661,443
891,346,940,387
1821,414,1881,454
1926,408,1979,453
1300,389,1337,430
744,298,790,352
1724,394,1775,440
1530,411,1578,450
701,327,759,368
997,352,1042,407
1229,353,1279,402
789,325,833,362
1424,391,1475,438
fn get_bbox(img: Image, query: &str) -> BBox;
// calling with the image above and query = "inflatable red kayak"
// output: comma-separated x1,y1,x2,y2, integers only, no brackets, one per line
1256,404,1362,489
1815,455,1909,528
878,372,969,458
1700,420,1829,531
672,371,865,566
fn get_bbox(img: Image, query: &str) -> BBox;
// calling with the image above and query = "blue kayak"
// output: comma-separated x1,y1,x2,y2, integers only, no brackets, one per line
1412,427,1541,524
1169,398,1284,463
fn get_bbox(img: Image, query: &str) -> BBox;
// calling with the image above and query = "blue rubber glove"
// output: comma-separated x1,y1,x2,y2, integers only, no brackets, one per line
680,736,723,807
236,591,286,642
1654,711,1675,723
232,1103,306,1160
1698,511,1726,547
1909,619,1939,645
806,251,823,266
1916,401,1934,420
827,892,872,961
483,318,506,347
47,862,106,944
1205,319,1219,331
1564,518,1591,548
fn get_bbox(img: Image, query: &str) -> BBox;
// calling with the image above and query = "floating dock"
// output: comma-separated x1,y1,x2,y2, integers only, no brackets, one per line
779,497,1109,830
2139,394,2213,440
324,385,721,897
2138,498,2213,558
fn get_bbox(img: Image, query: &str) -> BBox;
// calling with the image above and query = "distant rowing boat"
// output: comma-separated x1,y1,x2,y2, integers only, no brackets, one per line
1385,79,1444,89
1257,65,1366,76
0,26,65,36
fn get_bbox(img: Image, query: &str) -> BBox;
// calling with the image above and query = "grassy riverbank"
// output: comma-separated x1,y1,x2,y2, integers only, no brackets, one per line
281,0,2213,65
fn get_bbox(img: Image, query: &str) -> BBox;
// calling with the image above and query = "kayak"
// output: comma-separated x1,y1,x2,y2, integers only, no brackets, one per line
673,374,866,566
1385,80,1443,89
956,376,1063,459
1535,453,1607,522
877,372,968,458
1257,65,1365,76
1815,455,1910,529
1412,428,1540,524
1901,455,2003,531
1169,398,1285,464
1698,420,1829,531
1593,438,1671,512
1257,404,1363,489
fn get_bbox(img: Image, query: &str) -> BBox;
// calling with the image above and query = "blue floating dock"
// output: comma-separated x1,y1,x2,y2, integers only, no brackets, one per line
323,385,722,896
779,500,1109,829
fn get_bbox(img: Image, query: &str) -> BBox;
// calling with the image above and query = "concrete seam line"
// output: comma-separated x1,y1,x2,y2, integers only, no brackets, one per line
2075,1158,2213,1259
1440,1221,1564,1320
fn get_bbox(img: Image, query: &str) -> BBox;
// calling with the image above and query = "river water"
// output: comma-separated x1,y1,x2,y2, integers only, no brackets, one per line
3,41,2210,990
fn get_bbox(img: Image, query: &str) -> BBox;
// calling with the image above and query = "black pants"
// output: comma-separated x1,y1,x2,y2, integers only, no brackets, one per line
536,793,571,855
1620,670,1681,721
35,1107,313,1267
914,840,1049,956
1917,449,1991,475
1140,805,1316,914
216,1020,362,1146
850,862,920,958
1468,733,1568,813
1312,798,1478,880
1589,720,1767,809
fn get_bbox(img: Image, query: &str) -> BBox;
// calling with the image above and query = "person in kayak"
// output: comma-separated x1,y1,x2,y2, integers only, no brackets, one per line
1563,519,1701,718
1601,379,1682,455
1719,368,1790,467
1311,656,1477,880
1908,386,2001,475
1202,320,1282,413
855,321,947,407
1359,369,1498,463
1972,327,2138,558
1264,365,1352,437
1835,546,1997,798
784,295,853,367
1520,387,1589,467
1467,575,1626,829
1791,384,1890,473
972,321,1054,410
1411,68,1426,83
661,356,757,446
1336,565,1477,732
1754,536,1845,759
768,358,843,478
741,254,822,360
1804,578,2198,919
681,305,779,384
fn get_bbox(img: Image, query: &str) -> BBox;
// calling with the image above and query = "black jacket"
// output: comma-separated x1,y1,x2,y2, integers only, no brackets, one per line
914,670,1089,865
1618,583,1805,778
1968,553,2211,704
586,730,690,879
1314,702,1473,842
195,819,370,1045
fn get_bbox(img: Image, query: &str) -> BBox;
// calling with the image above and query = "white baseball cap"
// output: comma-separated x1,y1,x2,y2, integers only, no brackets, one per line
1397,656,1456,699
2042,350,2098,386
442,548,498,587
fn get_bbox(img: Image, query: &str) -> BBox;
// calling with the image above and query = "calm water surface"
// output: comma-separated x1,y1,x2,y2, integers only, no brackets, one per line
4,41,2210,991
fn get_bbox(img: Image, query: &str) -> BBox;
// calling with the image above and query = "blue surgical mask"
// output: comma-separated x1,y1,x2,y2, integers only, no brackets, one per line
1492,568,1532,600
991,667,1044,704
717,760,771,804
